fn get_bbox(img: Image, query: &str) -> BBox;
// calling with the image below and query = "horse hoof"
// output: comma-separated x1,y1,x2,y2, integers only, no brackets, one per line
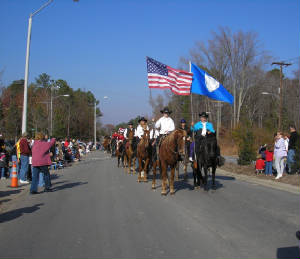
152,185,156,189
196,186,200,190
170,190,175,195
161,191,167,196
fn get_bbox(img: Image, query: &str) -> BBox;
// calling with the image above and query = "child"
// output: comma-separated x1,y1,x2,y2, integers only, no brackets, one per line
265,145,274,176
0,146,7,179
255,155,265,174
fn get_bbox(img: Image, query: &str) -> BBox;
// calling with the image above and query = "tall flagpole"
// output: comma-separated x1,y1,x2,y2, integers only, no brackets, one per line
189,61,197,168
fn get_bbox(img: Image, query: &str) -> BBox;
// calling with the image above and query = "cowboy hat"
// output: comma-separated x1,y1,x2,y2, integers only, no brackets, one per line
160,107,172,114
199,112,208,118
180,119,186,123
138,117,147,123
128,121,133,125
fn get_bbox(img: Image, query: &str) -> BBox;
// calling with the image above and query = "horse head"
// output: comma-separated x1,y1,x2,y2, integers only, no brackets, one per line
174,129,187,159
141,130,150,147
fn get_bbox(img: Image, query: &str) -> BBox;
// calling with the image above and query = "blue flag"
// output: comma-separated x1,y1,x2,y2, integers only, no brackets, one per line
191,63,234,105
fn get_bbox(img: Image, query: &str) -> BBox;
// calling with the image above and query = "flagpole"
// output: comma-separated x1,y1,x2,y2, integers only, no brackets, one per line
189,61,197,167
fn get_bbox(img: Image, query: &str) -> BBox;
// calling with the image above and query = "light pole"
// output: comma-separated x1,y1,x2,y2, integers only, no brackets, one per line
261,91,280,129
21,0,53,134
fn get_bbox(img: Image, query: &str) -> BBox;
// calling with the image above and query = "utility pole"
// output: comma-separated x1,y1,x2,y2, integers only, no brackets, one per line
271,62,291,130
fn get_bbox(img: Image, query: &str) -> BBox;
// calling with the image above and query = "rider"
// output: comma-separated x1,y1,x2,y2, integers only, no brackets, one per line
135,117,149,142
155,107,175,158
178,118,192,160
189,112,215,161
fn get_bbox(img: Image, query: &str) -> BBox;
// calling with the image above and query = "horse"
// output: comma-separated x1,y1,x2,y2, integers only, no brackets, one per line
153,129,187,195
124,130,137,174
137,130,151,182
175,140,190,181
193,133,218,190
102,137,111,153
111,137,117,157
115,140,125,167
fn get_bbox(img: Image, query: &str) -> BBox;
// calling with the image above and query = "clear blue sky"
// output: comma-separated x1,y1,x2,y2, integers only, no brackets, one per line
0,0,299,124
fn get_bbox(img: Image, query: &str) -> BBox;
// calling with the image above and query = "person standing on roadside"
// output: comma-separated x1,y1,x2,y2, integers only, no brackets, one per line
19,132,31,184
287,125,299,174
274,132,287,180
30,133,56,194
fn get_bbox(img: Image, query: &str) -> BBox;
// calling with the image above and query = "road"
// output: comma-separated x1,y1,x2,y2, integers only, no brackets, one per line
0,151,299,258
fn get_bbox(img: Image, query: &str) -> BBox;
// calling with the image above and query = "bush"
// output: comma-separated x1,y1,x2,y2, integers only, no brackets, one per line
232,124,256,165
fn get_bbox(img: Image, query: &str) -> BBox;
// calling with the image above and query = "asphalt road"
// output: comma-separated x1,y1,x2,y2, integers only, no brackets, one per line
0,151,299,258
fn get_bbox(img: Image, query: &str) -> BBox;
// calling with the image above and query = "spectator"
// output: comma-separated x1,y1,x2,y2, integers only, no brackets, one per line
0,145,7,179
287,125,299,174
258,144,267,160
255,155,265,174
30,132,56,194
19,132,31,184
274,132,287,180
265,145,274,176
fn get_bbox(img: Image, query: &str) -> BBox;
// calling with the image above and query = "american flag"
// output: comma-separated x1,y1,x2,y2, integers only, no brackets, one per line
147,57,193,95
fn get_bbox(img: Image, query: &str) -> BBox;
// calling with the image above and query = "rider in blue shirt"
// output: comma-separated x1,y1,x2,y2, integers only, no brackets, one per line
189,112,215,161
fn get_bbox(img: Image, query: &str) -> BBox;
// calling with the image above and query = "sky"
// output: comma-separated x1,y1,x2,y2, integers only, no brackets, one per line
0,0,299,125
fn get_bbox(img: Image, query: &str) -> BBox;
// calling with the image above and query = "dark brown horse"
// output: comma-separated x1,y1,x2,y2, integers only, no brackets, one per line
175,140,190,181
115,140,125,167
152,129,187,195
137,130,151,182
124,130,137,174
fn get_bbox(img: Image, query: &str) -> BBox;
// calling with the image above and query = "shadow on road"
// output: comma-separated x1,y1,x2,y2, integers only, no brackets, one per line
0,189,24,198
0,199,11,205
174,180,194,193
215,175,235,181
0,203,44,223
52,182,88,192
277,246,299,259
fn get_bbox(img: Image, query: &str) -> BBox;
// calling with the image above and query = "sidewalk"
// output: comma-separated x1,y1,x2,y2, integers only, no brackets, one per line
217,168,300,195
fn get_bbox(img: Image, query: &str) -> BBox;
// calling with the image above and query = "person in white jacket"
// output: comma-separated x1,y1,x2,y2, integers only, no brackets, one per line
135,117,149,139
155,107,175,135
155,107,175,158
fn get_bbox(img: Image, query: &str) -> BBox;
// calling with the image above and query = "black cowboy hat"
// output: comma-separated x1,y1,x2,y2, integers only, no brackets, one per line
128,121,133,125
199,112,209,118
160,107,172,114
138,117,147,123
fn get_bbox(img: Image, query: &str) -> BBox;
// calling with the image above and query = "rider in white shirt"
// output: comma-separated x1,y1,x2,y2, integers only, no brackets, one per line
155,107,175,158
155,107,175,135
135,117,149,139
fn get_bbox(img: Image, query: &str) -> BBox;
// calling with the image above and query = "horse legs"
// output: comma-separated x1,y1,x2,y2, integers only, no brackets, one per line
183,163,188,181
203,166,209,191
211,164,216,189
152,160,157,189
132,157,136,174
175,162,179,181
169,166,175,195
128,156,131,174
143,158,149,182
117,156,120,167
137,157,142,182
161,162,167,195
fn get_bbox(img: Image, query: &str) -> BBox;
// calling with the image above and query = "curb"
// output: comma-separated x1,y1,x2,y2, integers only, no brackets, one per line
217,168,300,195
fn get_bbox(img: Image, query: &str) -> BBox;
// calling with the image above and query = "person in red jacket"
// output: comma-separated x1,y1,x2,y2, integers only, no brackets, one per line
19,132,31,184
265,145,274,176
30,132,56,194
255,155,265,174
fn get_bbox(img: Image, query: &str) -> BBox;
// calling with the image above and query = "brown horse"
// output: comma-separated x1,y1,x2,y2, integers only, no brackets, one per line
115,140,125,167
137,130,151,182
152,129,187,195
102,137,111,153
124,130,137,174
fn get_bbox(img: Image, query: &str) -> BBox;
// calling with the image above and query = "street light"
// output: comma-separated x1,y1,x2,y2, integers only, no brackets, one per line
22,0,53,134
261,91,281,129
